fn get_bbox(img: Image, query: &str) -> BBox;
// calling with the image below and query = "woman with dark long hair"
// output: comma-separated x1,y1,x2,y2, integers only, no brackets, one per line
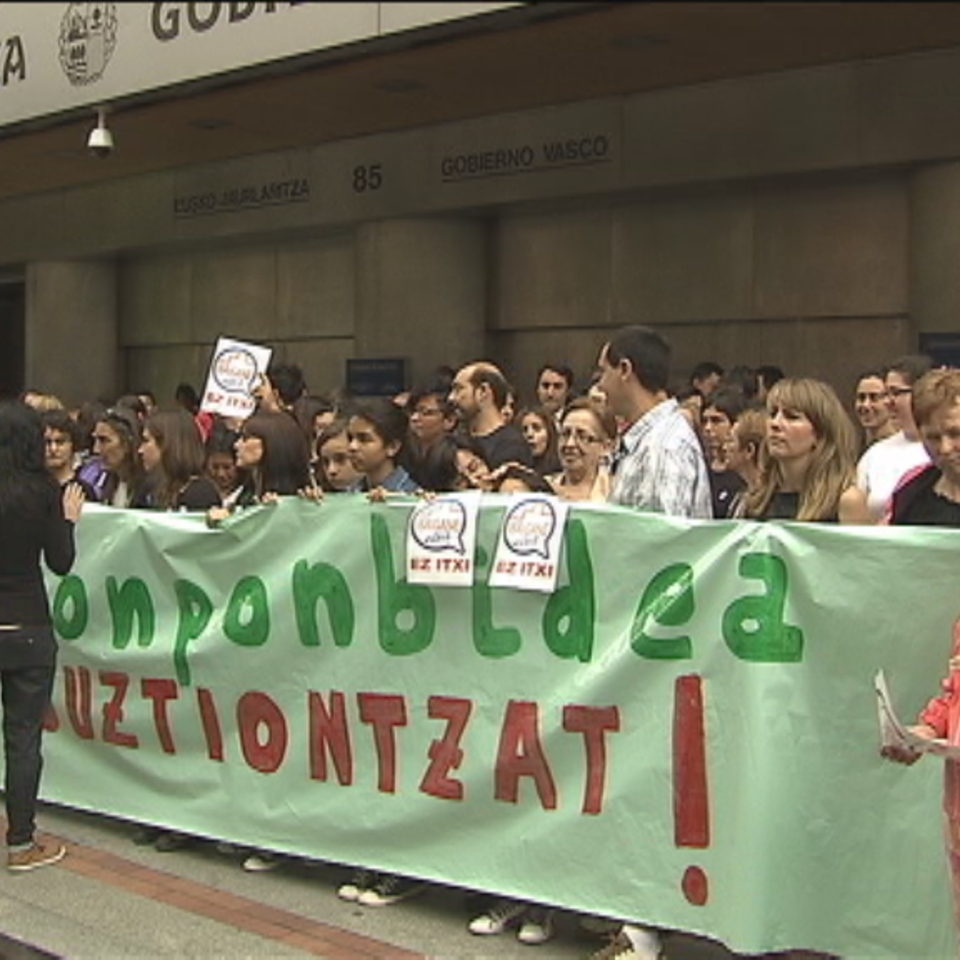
0,400,83,870
91,406,146,508
235,410,311,503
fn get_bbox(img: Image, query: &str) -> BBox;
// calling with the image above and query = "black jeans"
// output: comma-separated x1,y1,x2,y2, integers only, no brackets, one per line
1,662,55,847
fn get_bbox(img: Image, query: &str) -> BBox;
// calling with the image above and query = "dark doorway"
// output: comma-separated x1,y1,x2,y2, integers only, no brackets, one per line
0,281,25,401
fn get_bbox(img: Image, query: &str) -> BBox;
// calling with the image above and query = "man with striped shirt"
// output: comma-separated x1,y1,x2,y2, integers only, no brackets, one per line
597,325,712,519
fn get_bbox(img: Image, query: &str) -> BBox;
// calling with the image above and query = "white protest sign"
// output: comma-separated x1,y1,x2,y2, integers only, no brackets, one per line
489,495,568,593
200,337,272,419
406,493,480,587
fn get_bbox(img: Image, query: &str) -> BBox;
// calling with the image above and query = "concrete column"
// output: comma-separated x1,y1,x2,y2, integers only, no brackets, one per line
26,260,119,407
355,218,487,389
910,162,960,339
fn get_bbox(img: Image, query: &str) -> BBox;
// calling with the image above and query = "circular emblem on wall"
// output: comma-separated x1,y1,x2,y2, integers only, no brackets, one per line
58,3,118,86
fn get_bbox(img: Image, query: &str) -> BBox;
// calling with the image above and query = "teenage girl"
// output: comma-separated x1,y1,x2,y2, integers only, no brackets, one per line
314,418,361,492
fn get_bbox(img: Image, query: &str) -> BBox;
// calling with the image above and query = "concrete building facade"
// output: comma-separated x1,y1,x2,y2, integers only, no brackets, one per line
2,3,960,407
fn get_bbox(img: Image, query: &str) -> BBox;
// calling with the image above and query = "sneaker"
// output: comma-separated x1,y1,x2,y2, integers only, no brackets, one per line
242,852,282,872
468,898,529,935
588,926,662,960
337,868,374,902
8,842,66,873
517,907,554,945
356,873,426,907
154,832,191,853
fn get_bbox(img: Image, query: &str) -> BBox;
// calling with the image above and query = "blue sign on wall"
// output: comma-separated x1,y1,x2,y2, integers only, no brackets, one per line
918,332,960,369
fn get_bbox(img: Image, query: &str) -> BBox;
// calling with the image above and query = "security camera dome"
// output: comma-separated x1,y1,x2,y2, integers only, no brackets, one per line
87,108,114,158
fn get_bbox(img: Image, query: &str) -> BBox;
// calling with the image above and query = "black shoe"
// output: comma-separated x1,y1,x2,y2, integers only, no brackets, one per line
132,826,161,846
154,832,191,853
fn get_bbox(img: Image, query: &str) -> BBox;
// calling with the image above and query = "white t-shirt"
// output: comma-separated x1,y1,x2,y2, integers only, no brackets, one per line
856,431,931,519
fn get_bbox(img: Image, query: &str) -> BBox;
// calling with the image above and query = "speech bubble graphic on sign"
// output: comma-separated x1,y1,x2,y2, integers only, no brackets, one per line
502,499,557,559
406,494,480,587
201,336,272,420
213,346,260,395
411,499,468,555
490,495,568,593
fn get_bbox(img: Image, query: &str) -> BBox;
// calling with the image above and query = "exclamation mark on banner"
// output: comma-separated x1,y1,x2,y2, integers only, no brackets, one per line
673,674,710,906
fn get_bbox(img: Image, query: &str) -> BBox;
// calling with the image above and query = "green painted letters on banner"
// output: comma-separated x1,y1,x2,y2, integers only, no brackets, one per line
34,499,957,959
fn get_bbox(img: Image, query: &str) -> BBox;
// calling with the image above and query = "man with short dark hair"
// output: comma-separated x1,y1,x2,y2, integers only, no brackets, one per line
688,360,724,399
755,364,784,402
257,361,306,414
449,361,533,469
535,363,574,419
597,326,711,518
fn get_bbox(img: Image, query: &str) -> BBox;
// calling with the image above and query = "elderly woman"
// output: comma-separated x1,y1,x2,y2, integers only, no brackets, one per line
546,397,617,502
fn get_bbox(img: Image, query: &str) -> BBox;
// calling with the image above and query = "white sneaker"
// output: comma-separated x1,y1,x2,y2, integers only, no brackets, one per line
622,924,663,960
242,852,282,872
517,907,554,945
337,868,374,902
468,898,529,935
356,873,426,906
587,925,662,960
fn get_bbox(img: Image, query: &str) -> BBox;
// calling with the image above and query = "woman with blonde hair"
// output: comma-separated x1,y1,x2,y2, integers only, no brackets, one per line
743,377,871,523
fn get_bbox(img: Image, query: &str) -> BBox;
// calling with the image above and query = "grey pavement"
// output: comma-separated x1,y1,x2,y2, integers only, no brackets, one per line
0,802,741,959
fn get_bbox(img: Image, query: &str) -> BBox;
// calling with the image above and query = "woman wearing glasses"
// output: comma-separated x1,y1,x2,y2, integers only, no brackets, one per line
546,397,617,502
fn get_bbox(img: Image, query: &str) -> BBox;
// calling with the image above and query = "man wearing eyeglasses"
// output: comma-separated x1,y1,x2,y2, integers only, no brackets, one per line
596,325,712,520
856,353,934,520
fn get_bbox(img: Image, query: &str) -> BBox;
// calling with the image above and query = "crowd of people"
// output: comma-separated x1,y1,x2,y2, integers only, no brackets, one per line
6,323,960,959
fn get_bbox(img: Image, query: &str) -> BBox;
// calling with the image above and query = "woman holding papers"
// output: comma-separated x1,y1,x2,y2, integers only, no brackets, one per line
882,615,960,933
881,368,960,934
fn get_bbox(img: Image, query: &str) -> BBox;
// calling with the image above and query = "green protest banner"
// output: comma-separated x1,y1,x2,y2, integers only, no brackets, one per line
37,496,957,957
